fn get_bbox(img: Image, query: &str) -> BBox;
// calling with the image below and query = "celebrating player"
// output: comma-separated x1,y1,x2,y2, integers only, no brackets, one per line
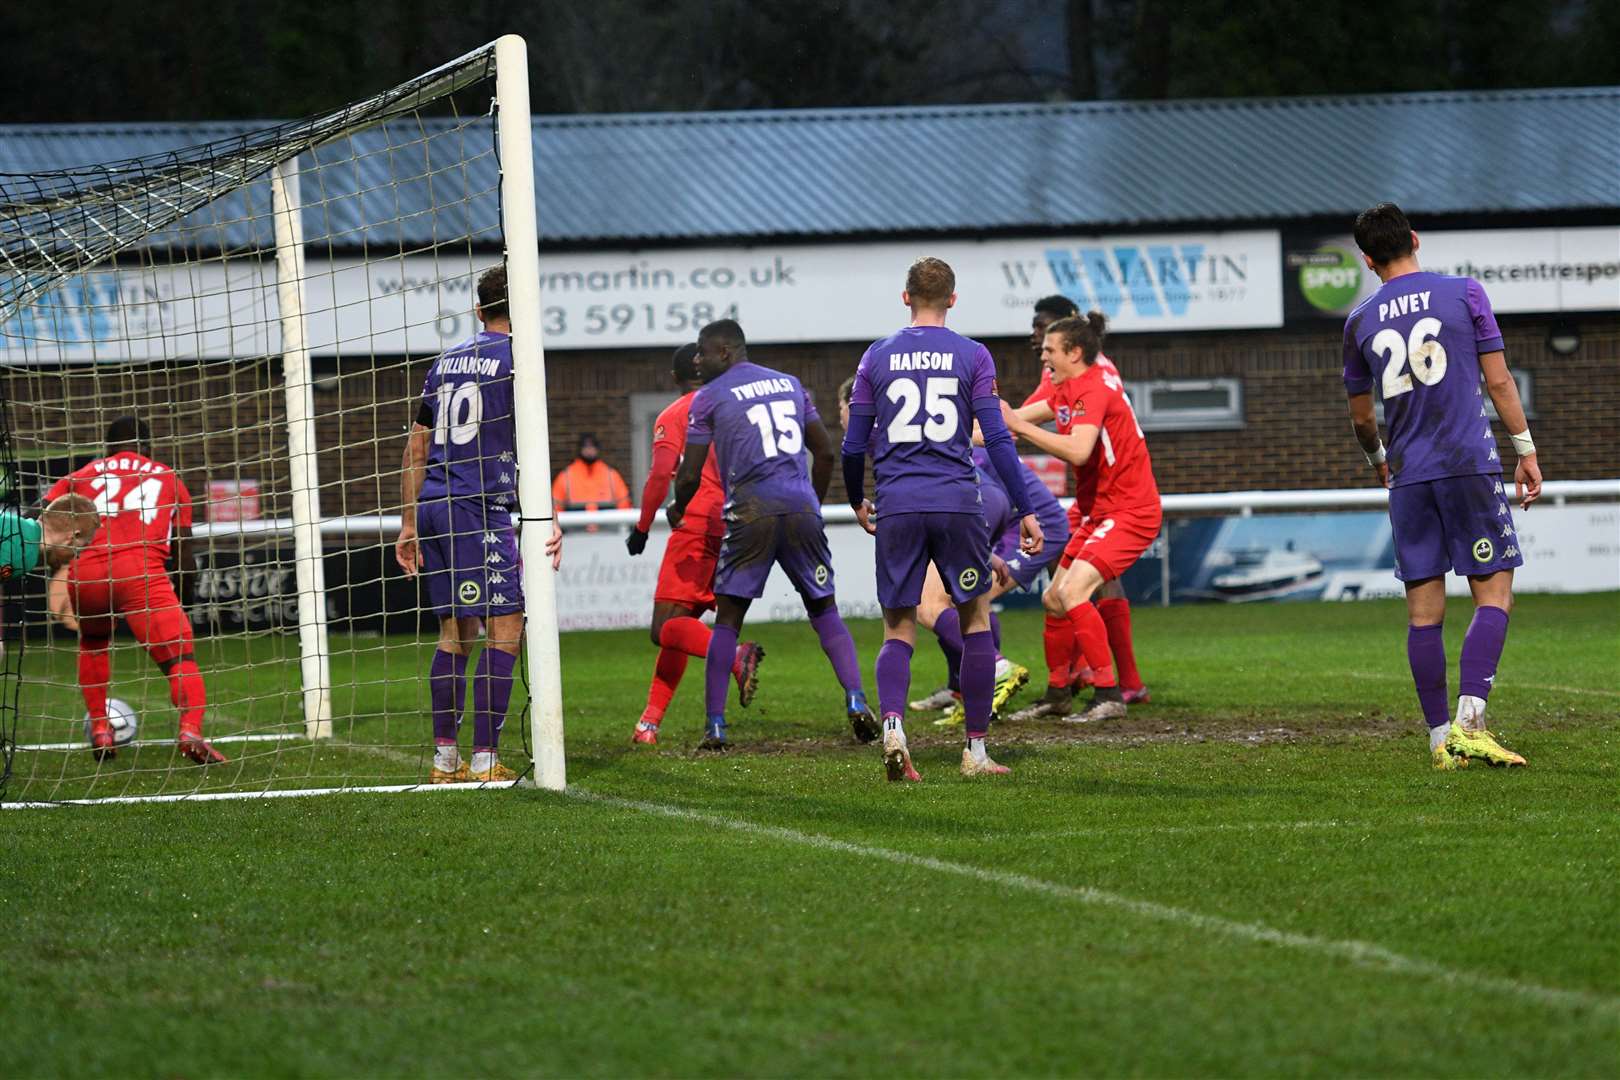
1002,312,1161,724
45,418,224,763
1342,203,1539,770
396,264,563,784
669,319,875,751
841,257,1044,781
1013,294,1150,716
625,343,764,745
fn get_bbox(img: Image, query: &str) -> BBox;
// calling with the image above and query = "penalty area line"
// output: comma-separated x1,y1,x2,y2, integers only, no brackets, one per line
567,788,1619,1019
1,780,518,809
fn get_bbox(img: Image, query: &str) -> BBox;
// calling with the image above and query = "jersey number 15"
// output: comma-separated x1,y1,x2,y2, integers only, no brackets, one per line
745,400,803,458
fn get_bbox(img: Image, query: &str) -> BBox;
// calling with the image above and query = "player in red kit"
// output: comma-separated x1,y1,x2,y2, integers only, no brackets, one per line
1003,312,1161,723
1011,297,1149,719
624,343,764,745
45,417,225,764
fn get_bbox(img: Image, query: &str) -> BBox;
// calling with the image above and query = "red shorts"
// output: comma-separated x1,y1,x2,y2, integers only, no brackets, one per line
1059,504,1163,580
69,555,194,663
1059,500,1091,569
654,522,723,613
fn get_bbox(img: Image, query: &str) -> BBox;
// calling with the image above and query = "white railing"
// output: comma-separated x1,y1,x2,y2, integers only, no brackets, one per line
189,478,1620,541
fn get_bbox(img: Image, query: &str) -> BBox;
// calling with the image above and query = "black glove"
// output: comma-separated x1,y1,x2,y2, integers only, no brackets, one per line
626,528,649,556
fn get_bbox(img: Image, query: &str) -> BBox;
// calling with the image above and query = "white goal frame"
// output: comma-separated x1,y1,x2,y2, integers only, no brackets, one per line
0,34,566,804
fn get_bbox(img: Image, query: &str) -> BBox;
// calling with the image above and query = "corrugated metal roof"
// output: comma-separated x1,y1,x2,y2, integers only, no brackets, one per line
2,87,1615,251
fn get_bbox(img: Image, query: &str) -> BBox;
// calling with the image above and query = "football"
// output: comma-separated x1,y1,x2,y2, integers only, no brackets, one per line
83,698,139,746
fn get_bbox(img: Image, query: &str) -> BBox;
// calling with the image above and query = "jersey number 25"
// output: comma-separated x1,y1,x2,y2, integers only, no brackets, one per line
886,377,959,443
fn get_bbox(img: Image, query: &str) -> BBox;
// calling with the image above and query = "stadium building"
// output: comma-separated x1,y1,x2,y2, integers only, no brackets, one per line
3,87,1616,517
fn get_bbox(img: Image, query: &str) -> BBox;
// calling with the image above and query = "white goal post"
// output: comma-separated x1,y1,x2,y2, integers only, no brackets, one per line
0,36,564,804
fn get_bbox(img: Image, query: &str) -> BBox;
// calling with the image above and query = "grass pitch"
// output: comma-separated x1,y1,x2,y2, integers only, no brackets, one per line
2,594,1616,1077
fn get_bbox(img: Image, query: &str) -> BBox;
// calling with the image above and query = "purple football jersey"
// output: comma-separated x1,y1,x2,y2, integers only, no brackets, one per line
418,331,516,507
1342,272,1505,487
848,325,999,514
688,360,821,518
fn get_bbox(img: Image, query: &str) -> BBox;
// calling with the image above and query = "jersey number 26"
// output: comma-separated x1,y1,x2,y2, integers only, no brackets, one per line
1375,318,1449,399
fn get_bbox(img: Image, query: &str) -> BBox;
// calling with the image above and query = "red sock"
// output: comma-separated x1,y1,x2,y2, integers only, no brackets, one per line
1097,598,1142,691
1066,603,1116,688
1042,615,1075,688
169,659,207,735
79,637,111,723
641,647,688,724
659,616,712,659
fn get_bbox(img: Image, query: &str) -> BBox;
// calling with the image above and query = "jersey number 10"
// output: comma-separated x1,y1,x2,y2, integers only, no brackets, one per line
434,382,484,446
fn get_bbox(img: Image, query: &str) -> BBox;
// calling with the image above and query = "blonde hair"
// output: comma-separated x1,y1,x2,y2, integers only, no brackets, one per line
42,493,99,547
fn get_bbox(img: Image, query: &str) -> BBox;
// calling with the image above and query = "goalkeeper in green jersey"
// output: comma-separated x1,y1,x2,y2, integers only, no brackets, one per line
0,494,100,582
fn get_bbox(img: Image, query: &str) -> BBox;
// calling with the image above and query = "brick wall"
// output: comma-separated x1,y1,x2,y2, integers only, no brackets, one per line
5,313,1615,518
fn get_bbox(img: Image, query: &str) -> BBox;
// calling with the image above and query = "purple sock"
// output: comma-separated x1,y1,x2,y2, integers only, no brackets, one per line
809,607,862,693
472,648,517,751
1459,606,1510,700
876,639,913,719
1407,624,1449,729
706,623,739,720
934,607,964,691
990,612,1002,652
961,629,996,740
430,650,468,744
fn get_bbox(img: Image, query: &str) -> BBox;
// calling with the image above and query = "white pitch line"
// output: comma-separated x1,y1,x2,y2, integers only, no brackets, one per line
568,789,1619,1019
1348,671,1620,699
15,732,301,752
2,780,519,809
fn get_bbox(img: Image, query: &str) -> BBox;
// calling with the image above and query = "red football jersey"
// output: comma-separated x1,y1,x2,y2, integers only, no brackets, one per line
1026,354,1119,515
654,391,725,531
1051,363,1158,516
46,451,192,562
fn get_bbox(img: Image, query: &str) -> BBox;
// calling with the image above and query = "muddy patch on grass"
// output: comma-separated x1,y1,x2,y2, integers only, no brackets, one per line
668,710,1415,758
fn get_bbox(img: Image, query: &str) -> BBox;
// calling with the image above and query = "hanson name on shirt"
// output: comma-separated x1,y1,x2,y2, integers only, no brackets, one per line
888,351,955,371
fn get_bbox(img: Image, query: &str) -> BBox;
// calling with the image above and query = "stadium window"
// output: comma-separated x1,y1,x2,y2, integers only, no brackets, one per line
628,392,670,495
1133,378,1244,432
1485,369,1534,420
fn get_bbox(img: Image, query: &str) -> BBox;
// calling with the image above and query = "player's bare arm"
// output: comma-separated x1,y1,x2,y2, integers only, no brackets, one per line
803,418,836,503
668,438,706,529
395,422,430,575
1346,392,1390,488
1002,400,1101,470
1480,349,1542,509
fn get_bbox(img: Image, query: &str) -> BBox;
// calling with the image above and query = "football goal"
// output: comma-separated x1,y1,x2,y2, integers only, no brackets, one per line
0,36,564,805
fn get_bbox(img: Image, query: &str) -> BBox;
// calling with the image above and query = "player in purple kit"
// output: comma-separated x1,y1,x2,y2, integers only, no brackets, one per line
396,264,562,783
842,257,1044,781
1342,204,1542,770
669,319,876,751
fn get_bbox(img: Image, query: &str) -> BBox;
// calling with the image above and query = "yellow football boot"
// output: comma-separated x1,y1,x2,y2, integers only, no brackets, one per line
1444,722,1527,767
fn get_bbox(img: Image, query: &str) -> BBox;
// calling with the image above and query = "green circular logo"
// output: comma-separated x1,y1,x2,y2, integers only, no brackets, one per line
1472,538,1495,563
458,579,482,604
1298,245,1364,313
958,567,980,592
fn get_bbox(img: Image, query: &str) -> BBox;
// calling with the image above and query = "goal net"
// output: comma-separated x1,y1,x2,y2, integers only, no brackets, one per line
0,36,564,806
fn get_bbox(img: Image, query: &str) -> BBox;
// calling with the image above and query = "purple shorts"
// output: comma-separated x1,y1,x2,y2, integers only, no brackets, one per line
1388,474,1523,581
876,510,991,610
994,514,1069,590
713,511,836,601
416,499,523,617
